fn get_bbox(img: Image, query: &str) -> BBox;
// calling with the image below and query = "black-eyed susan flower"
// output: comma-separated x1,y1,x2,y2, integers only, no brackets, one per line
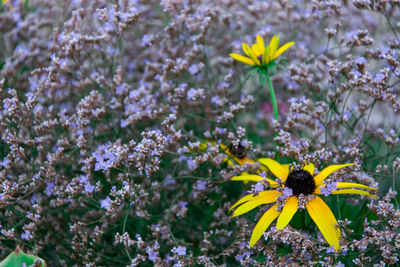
230,35,294,68
230,158,377,250
198,141,255,166
230,35,294,121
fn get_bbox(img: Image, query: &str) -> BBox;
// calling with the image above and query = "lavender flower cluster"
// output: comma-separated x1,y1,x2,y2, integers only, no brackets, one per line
0,0,399,266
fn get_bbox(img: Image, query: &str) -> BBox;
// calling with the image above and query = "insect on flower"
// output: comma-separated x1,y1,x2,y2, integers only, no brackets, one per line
230,35,294,67
198,141,257,167
230,158,377,250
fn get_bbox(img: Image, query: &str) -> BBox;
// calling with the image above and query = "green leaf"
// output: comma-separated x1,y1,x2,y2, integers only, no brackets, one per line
245,67,258,80
268,65,277,76
258,72,266,86
276,63,288,71
280,58,289,63
0,246,46,267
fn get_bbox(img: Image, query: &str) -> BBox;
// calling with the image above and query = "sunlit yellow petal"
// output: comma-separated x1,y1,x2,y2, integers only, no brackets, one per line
242,43,260,65
262,45,271,65
306,196,340,251
276,196,299,230
231,174,278,187
249,204,280,247
273,41,295,59
331,189,377,197
251,43,262,56
256,35,265,55
232,190,280,217
229,194,256,212
270,35,280,56
336,182,377,191
236,157,255,166
229,53,255,66
198,141,208,151
313,163,354,185
225,156,255,167
258,158,289,181
303,162,315,176
281,164,290,171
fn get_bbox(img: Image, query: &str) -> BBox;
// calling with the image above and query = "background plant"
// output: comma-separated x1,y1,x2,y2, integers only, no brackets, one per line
0,0,399,266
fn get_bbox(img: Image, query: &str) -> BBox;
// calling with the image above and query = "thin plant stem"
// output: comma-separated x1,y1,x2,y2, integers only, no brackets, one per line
266,74,280,160
266,75,279,121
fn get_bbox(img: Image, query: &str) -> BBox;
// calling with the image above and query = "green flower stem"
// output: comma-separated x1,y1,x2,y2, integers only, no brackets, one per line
266,74,279,160
266,75,279,121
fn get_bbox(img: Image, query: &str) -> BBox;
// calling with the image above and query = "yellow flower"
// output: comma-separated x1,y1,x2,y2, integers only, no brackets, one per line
230,158,377,250
230,35,295,66
199,141,257,167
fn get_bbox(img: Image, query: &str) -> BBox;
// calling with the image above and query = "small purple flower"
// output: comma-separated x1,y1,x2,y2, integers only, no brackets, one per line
94,149,118,171
320,182,337,197
326,245,335,253
355,57,367,65
188,64,199,75
196,180,207,191
375,73,385,82
101,197,111,210
254,182,264,194
186,159,197,170
178,201,188,209
45,182,55,197
146,247,157,261
186,88,197,101
235,251,252,262
21,230,32,240
282,187,293,198
141,34,153,47
84,183,95,193
173,246,186,256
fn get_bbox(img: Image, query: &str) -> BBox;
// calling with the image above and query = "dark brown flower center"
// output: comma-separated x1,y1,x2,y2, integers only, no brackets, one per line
285,170,316,196
228,143,246,159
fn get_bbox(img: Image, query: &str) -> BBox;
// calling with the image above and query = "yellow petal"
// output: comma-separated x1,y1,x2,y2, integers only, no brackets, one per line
262,45,270,65
276,196,299,230
331,189,377,197
242,43,260,65
281,164,290,171
270,35,280,56
235,157,256,166
219,143,228,151
313,163,354,185
232,190,280,217
273,41,295,60
258,158,289,181
336,182,377,191
198,142,208,151
225,156,255,167
251,43,262,56
306,196,341,251
229,193,256,212
256,35,265,55
249,204,280,247
303,162,315,176
231,174,278,187
229,53,255,66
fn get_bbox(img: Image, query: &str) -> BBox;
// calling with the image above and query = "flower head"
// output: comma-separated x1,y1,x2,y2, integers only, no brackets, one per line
230,158,377,250
198,141,256,167
230,35,294,67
